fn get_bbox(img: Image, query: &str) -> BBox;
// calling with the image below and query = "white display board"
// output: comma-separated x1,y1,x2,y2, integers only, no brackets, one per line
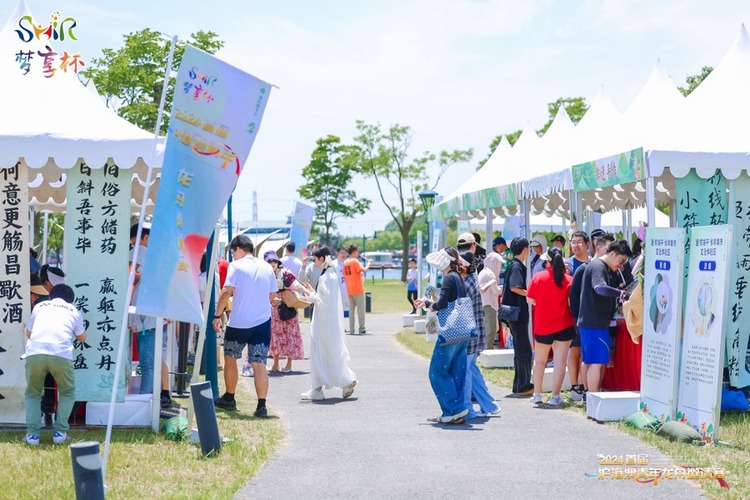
640,228,685,423
0,163,29,424
677,225,732,443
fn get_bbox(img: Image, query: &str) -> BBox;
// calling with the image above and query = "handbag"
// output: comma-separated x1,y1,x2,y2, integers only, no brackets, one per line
498,304,520,323
280,288,311,309
278,302,298,321
436,277,478,346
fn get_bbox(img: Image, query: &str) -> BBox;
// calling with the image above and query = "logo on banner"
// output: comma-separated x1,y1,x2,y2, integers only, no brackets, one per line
14,10,84,77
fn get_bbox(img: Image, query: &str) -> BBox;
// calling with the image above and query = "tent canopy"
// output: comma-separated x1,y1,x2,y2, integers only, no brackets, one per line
0,0,157,169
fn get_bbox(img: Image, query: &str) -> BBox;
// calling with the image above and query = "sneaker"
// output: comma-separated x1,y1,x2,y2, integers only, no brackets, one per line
548,395,565,406
214,395,237,411
531,393,543,404
300,388,325,401
253,406,268,418
342,380,357,399
241,366,253,377
476,407,501,418
160,394,173,408
570,384,584,402
281,367,292,373
24,434,40,446
438,408,469,423
52,431,69,445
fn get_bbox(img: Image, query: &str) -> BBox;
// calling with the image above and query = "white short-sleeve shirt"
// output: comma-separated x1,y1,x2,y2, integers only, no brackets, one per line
280,255,303,277
226,255,278,328
25,298,85,360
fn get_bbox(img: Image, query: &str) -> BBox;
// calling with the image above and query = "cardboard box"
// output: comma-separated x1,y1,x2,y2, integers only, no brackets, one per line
586,391,640,422
85,394,152,426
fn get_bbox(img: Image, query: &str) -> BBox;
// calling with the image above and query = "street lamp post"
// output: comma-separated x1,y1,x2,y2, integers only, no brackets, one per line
418,190,438,299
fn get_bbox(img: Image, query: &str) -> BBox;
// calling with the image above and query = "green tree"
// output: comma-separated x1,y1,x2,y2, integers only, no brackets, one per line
678,66,713,96
82,29,224,134
298,135,371,246
351,121,473,280
477,96,588,170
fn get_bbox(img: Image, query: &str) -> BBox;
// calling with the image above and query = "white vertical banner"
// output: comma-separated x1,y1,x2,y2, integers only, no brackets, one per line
677,224,732,443
726,175,750,387
0,163,29,423
640,227,685,423
288,200,314,256
64,161,130,401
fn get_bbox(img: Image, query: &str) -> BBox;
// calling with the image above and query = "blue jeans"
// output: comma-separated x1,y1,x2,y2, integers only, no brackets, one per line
137,329,155,394
463,353,499,417
429,341,468,417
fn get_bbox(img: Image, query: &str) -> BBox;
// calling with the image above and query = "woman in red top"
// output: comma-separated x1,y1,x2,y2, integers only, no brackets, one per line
527,247,576,406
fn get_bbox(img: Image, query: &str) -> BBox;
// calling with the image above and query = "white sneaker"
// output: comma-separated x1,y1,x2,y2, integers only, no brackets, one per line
342,380,357,399
438,408,469,423
24,434,40,446
52,431,69,445
548,395,565,406
531,393,543,404
476,407,501,417
241,366,253,377
300,388,325,401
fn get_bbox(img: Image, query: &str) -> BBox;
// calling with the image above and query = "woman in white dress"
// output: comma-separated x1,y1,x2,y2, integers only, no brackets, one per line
300,247,357,401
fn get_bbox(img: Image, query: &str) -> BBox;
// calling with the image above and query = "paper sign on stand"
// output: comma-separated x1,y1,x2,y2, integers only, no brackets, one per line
677,225,732,443
640,227,685,423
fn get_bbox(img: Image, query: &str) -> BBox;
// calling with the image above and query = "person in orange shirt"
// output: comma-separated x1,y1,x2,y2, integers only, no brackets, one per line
343,245,371,335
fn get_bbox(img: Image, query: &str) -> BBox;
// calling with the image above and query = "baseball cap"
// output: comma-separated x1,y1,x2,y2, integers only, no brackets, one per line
457,233,476,245
590,228,606,239
492,237,506,247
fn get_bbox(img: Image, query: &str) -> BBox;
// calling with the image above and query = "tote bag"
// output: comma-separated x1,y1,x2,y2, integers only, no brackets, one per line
436,278,478,346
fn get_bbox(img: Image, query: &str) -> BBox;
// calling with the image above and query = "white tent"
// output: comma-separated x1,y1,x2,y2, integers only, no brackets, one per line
0,0,156,170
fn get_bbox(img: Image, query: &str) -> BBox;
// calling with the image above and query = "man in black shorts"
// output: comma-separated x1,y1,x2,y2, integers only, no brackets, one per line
212,235,278,417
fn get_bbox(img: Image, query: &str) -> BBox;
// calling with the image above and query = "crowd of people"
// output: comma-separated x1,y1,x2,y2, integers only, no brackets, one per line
410,228,636,423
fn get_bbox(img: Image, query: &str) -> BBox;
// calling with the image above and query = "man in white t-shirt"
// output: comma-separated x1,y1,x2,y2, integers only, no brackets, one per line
212,235,278,417
280,242,303,277
23,284,87,446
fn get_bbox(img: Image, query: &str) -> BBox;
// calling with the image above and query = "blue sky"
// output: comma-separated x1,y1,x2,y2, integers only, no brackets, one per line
4,0,750,235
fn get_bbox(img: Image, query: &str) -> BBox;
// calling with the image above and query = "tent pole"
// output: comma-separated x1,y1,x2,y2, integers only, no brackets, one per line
102,34,178,483
485,203,492,249
646,177,656,228
41,212,49,265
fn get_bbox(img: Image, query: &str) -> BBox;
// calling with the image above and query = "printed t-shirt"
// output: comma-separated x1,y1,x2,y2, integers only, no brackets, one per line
527,267,574,335
577,257,617,329
25,298,85,360
343,257,365,296
225,255,278,329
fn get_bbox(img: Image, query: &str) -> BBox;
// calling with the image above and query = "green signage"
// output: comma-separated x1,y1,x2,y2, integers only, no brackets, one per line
572,147,646,192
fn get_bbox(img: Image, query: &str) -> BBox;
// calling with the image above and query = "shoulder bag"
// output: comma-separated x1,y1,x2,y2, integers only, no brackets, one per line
278,301,298,321
498,260,521,324
436,276,478,346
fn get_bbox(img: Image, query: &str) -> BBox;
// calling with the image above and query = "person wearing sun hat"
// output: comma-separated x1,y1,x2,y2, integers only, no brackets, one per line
30,274,49,309
263,250,305,374
414,248,471,424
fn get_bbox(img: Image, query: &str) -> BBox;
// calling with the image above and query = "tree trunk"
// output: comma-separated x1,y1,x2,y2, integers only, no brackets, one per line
399,221,414,281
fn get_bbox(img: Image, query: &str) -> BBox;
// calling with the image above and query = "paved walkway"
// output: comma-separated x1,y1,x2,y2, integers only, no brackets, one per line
236,313,701,499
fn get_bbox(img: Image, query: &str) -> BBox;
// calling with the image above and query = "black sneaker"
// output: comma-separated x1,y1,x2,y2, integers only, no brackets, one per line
253,406,268,418
214,395,237,411
160,395,173,408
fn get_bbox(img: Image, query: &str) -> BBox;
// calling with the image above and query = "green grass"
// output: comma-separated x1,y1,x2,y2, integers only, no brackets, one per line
0,361,283,499
395,329,750,497
367,279,414,314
